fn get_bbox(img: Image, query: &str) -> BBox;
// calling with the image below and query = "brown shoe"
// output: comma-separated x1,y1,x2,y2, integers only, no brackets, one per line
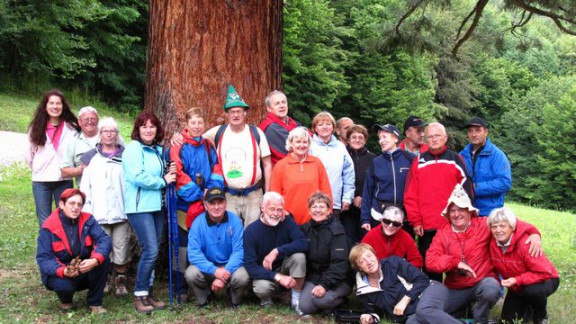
90,306,107,314
133,296,154,314
145,296,166,310
115,274,129,297
58,303,75,311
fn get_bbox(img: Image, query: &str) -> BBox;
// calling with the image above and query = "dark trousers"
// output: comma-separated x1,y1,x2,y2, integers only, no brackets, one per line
417,230,442,282
501,278,559,323
339,206,362,244
46,258,110,306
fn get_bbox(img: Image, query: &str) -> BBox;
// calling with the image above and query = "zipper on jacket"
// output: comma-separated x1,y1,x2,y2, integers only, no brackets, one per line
390,154,397,204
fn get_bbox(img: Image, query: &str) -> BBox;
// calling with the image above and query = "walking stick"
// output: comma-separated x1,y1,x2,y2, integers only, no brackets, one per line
165,150,181,309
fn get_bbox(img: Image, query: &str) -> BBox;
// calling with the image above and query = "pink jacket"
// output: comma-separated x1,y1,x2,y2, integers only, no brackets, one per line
25,122,77,181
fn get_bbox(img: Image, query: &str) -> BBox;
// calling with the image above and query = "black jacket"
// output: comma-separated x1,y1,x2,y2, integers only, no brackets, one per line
347,147,376,198
301,216,351,289
355,256,430,323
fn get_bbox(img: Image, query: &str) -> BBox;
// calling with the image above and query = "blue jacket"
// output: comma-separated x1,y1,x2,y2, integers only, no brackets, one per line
310,134,355,209
170,135,224,213
36,209,112,287
122,140,167,214
355,256,430,323
460,138,511,216
244,215,309,281
188,211,244,275
361,149,415,225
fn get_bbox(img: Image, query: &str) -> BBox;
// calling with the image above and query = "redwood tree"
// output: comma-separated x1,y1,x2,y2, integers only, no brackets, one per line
145,0,283,135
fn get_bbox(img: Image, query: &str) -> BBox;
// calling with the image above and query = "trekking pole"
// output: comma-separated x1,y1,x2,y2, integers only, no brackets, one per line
166,180,175,309
169,183,182,304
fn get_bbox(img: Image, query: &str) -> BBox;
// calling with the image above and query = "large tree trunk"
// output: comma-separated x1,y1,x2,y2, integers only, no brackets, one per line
145,0,283,137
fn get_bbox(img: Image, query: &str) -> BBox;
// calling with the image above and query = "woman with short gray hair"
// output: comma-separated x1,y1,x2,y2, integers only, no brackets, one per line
270,127,332,225
488,207,559,324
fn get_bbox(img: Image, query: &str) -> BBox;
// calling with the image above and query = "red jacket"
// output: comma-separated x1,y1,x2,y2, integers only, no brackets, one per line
404,147,474,231
426,217,539,290
361,225,423,268
489,223,558,294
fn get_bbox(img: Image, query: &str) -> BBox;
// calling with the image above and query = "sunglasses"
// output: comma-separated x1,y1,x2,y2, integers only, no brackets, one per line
381,219,402,227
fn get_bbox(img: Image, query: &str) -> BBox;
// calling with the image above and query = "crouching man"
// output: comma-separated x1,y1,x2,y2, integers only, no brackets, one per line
244,192,309,315
36,188,111,314
185,188,249,307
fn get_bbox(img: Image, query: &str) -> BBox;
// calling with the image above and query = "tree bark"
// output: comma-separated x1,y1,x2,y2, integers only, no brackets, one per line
145,0,283,137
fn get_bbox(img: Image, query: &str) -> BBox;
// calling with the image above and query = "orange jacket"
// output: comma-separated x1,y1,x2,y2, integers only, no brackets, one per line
271,153,332,225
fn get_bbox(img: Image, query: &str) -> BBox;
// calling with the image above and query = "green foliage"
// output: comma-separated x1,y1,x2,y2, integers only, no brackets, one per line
0,0,147,112
498,76,576,211
283,0,351,126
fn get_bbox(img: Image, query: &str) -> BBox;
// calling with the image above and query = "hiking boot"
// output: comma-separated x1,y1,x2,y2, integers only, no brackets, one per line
58,303,75,312
89,306,107,314
260,297,274,307
104,274,113,294
115,274,129,297
145,295,166,310
133,296,154,314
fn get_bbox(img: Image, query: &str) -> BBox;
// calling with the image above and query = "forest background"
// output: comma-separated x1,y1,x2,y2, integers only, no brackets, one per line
0,1,575,211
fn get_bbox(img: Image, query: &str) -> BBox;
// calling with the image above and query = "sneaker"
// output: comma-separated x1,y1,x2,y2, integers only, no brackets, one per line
58,303,75,312
133,296,154,314
260,297,274,307
146,295,166,310
89,306,107,314
291,301,305,316
115,274,129,297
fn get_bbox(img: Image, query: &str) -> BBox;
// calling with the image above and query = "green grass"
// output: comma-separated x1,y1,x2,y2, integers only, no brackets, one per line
1,92,575,323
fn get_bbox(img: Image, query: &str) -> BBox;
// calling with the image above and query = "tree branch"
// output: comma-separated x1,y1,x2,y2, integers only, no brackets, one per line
456,6,478,40
452,0,489,57
394,0,426,37
513,0,576,24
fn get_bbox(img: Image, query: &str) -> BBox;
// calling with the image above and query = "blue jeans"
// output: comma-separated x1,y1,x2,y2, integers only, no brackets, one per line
128,211,164,295
46,258,110,306
32,180,74,227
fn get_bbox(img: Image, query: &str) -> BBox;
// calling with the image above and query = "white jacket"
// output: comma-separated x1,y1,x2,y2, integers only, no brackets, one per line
24,123,77,182
80,150,127,224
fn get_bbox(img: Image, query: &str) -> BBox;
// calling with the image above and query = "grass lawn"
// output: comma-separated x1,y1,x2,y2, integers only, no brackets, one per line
1,92,575,323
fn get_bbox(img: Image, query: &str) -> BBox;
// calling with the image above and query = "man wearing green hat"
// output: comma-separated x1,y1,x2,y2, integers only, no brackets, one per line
204,85,272,228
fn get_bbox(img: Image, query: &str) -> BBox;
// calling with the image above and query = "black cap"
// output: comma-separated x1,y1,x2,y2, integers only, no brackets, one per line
403,115,425,131
204,188,226,202
372,124,401,137
465,117,488,129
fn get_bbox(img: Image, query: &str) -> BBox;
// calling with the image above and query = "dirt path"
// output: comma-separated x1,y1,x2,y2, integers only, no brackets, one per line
0,131,28,166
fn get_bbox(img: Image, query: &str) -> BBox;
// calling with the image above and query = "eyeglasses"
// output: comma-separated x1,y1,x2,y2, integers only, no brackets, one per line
381,219,402,227
81,117,98,123
101,130,117,135
425,134,444,140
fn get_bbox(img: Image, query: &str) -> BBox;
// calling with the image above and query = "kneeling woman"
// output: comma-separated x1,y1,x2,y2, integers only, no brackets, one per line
299,192,352,315
36,188,111,314
488,207,559,324
350,244,460,324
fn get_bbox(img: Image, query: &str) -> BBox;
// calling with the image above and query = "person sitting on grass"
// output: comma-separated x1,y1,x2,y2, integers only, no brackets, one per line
488,207,559,324
185,188,249,308
36,188,111,314
350,243,461,324
243,191,309,315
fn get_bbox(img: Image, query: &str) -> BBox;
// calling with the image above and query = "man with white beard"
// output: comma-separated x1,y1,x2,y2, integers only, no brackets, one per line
243,192,309,315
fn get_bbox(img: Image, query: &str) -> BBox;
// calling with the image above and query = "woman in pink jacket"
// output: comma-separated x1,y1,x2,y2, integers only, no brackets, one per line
488,207,559,324
25,90,80,227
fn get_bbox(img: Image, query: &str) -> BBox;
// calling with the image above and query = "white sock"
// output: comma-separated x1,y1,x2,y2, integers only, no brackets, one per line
291,289,301,305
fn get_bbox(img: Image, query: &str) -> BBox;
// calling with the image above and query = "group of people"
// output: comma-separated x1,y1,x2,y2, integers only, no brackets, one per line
28,86,559,323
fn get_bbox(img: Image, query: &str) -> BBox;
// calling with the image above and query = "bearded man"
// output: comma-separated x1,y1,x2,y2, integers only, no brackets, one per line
243,191,309,315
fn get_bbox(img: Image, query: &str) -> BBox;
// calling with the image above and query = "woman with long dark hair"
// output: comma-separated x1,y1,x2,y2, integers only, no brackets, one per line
123,111,176,313
25,89,80,227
